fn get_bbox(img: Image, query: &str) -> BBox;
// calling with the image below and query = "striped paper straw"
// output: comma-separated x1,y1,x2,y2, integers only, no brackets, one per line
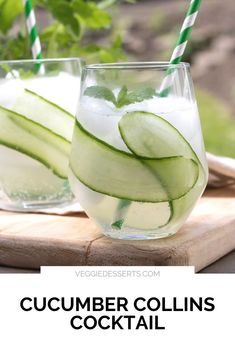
112,0,202,230
160,0,202,96
23,0,45,73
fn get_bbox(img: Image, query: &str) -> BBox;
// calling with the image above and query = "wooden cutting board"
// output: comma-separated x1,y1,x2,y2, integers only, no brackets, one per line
0,187,234,272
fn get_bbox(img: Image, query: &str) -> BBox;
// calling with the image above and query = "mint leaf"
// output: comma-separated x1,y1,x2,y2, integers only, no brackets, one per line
111,220,124,230
115,86,157,108
84,85,157,108
125,87,157,105
116,85,128,108
84,86,117,106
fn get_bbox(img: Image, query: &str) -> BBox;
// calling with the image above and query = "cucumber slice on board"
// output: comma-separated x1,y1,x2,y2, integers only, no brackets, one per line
119,111,198,159
70,121,199,203
13,89,74,142
0,106,69,178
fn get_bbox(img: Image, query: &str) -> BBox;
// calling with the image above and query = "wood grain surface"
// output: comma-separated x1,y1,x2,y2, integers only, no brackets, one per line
0,187,234,272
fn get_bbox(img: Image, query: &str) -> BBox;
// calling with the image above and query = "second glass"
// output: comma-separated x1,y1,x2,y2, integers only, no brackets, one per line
0,58,83,211
69,62,208,240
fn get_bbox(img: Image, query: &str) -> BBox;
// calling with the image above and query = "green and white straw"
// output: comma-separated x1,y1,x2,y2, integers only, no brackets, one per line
112,0,203,230
160,0,202,96
23,0,45,73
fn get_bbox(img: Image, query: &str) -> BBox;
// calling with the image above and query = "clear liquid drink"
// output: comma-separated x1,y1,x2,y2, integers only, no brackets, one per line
69,63,208,239
0,58,83,211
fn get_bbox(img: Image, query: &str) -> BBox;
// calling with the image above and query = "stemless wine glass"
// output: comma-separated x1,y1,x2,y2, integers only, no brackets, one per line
0,58,83,211
69,62,208,240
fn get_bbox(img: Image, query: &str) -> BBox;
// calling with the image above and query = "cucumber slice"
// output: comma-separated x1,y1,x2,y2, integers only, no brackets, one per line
0,146,71,201
70,121,199,203
13,89,74,142
11,108,70,155
118,111,206,231
119,111,197,159
170,165,207,228
0,106,69,178
124,201,172,230
69,174,172,230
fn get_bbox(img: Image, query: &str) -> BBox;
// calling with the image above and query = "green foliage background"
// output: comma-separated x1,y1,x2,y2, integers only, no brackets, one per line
197,89,235,158
0,0,134,62
0,0,234,157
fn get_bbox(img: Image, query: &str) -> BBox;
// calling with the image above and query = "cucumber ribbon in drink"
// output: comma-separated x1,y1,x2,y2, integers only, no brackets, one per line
0,80,76,207
69,85,206,233
0,89,74,178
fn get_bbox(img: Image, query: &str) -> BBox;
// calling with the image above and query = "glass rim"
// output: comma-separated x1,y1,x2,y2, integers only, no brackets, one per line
0,57,84,65
86,61,190,70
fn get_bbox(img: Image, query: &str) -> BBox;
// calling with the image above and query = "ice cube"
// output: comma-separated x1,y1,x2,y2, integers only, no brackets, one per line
25,72,80,115
0,78,24,109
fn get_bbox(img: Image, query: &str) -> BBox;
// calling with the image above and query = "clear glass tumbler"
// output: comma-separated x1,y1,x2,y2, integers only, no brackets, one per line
69,62,208,240
0,58,83,211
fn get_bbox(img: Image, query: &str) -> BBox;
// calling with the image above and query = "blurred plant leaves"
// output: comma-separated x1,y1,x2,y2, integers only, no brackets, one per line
0,0,135,62
0,33,30,60
38,0,81,36
0,0,23,34
73,0,111,29
98,0,136,9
